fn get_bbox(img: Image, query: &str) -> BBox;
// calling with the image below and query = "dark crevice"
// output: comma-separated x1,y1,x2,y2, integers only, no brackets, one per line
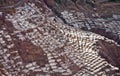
44,0,68,24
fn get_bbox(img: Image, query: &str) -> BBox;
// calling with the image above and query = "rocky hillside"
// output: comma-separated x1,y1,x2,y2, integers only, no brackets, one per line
45,0,120,44
0,0,120,76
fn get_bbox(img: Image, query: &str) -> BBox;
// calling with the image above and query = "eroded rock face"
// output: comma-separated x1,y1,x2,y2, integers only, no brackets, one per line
0,0,120,76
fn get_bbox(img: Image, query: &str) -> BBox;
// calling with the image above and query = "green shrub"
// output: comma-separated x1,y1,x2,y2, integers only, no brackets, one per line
54,0,62,4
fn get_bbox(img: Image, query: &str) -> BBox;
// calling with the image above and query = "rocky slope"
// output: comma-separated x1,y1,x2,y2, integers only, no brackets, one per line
0,0,120,76
45,0,120,44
